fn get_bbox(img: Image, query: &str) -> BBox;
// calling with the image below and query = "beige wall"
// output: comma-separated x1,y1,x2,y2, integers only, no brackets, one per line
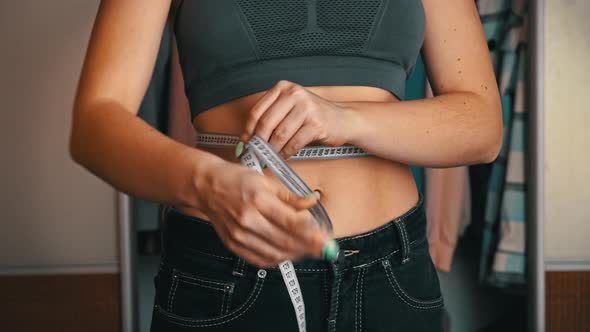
544,0,590,261
0,1,118,273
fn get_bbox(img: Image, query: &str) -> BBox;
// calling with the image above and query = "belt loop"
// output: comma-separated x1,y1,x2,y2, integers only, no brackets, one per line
232,256,247,277
394,218,411,264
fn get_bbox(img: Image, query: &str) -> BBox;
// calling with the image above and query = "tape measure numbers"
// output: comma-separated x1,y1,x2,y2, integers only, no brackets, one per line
195,131,361,332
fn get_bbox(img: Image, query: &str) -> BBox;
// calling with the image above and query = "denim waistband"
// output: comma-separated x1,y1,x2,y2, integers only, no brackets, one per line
161,193,426,275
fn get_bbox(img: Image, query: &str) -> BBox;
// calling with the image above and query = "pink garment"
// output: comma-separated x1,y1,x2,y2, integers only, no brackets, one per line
424,79,471,273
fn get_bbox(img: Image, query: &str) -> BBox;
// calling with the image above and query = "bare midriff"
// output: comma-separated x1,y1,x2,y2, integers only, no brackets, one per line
174,85,419,238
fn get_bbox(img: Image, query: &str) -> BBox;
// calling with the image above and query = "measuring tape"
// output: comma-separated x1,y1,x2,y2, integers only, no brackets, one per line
196,131,373,161
196,131,356,332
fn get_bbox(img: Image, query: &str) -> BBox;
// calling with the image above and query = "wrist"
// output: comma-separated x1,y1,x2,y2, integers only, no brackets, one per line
334,101,364,146
184,150,227,210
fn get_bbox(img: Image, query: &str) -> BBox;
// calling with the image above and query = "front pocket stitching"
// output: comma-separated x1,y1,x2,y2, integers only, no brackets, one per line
185,248,233,261
155,273,266,327
178,279,229,292
176,270,229,288
382,262,443,310
168,275,179,312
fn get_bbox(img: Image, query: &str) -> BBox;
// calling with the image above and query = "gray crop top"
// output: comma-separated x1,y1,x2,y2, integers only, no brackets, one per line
174,0,426,121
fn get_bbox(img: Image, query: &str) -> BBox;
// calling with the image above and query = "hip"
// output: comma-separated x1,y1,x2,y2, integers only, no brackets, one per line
150,194,444,331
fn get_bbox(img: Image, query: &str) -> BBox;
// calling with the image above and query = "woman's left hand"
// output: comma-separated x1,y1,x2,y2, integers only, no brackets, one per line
239,80,354,159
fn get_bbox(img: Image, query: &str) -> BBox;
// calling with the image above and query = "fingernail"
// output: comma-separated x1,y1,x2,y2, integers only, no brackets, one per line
305,192,317,199
235,142,244,158
321,240,340,262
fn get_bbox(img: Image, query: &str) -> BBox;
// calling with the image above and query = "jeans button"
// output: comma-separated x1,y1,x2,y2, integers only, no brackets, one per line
257,269,267,278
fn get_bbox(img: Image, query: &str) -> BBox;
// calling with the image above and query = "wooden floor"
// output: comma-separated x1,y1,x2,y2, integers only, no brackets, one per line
0,274,121,332
1,271,589,331
546,271,590,332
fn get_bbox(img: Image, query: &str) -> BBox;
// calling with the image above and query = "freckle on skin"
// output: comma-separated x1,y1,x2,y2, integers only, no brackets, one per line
458,70,462,74
457,58,461,61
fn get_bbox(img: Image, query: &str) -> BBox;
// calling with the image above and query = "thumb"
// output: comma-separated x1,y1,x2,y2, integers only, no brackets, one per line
275,186,318,210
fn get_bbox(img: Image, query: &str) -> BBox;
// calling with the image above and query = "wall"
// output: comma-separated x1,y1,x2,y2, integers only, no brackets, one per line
0,0,118,274
544,0,590,266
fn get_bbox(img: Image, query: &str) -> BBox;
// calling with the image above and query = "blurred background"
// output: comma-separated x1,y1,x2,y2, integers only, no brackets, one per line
0,0,588,331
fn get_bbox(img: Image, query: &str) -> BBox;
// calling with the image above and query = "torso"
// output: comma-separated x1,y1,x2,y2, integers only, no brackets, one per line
173,85,419,238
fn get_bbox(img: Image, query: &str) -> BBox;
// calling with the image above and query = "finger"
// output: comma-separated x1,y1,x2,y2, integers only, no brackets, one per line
269,104,306,153
241,81,288,142
209,217,279,267
274,185,318,210
235,198,310,255
226,220,292,266
279,122,318,159
256,195,327,257
254,94,295,142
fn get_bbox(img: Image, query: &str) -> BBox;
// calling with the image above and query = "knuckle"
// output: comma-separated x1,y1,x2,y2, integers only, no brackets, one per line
277,79,291,88
273,129,287,141
225,240,237,253
284,237,299,252
257,117,269,130
288,85,304,97
250,190,265,207
229,227,245,243
270,251,283,263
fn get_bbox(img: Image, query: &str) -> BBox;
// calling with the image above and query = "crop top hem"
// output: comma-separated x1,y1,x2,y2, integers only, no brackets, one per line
185,55,407,121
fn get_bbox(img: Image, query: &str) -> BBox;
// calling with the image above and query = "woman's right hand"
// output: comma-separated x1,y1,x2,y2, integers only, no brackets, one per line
197,159,330,268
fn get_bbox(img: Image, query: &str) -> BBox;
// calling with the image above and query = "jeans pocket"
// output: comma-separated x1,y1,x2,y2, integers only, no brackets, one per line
153,265,267,329
167,268,234,319
362,239,444,332
380,239,444,310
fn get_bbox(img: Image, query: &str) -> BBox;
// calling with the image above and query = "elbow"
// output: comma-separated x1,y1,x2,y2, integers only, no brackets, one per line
68,108,86,166
476,100,503,164
478,126,503,164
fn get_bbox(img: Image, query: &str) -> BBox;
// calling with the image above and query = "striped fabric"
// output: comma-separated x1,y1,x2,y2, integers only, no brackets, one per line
478,0,528,288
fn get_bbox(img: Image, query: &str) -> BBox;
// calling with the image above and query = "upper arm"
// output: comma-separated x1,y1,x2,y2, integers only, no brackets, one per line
73,0,172,115
420,0,500,105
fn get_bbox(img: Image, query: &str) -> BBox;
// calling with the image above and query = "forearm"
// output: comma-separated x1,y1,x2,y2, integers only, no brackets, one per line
69,100,225,209
339,91,502,168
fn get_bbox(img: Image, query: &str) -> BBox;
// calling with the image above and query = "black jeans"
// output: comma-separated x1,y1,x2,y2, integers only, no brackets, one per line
150,194,444,331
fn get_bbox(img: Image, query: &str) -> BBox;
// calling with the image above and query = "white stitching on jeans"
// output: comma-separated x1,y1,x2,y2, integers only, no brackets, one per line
178,279,229,292
168,273,179,312
239,258,246,275
220,290,226,315
332,267,342,332
359,268,365,332
382,260,443,309
176,271,229,287
186,248,233,261
156,272,266,327
323,271,329,309
355,268,361,332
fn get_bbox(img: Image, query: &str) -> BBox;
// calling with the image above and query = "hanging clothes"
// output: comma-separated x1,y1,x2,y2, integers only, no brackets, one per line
423,80,472,273
478,0,528,288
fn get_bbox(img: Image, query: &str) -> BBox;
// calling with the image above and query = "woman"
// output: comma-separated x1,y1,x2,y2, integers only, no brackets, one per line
70,0,501,331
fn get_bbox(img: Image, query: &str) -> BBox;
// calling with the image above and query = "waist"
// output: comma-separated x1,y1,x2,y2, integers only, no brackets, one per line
161,193,427,275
